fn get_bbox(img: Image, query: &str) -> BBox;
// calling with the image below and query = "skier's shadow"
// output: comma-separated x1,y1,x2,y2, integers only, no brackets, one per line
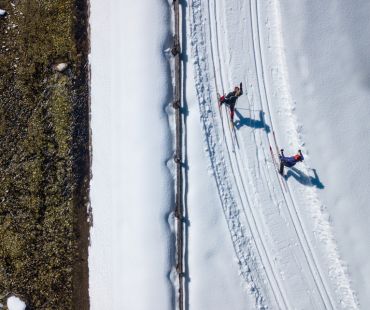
234,109,270,133
285,167,325,189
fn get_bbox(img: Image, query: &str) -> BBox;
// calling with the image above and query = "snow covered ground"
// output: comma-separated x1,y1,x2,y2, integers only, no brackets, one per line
89,0,370,309
279,1,370,307
89,1,175,309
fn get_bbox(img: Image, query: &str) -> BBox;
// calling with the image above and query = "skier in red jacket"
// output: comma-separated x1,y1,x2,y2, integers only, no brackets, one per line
219,83,243,123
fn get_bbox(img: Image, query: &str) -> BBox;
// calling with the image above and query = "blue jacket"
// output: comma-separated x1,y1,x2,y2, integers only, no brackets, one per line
280,153,304,167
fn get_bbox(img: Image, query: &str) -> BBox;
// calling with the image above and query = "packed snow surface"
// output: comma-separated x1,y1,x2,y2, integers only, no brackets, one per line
90,0,370,309
280,1,370,307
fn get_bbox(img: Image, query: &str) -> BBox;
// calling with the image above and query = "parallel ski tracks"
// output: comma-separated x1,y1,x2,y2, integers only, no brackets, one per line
205,0,338,308
190,1,268,308
190,0,353,307
248,0,336,309
207,1,288,309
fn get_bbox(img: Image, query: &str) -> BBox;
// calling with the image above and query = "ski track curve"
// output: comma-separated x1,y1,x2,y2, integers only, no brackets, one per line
190,1,271,308
207,1,289,309
211,1,327,308
189,0,358,309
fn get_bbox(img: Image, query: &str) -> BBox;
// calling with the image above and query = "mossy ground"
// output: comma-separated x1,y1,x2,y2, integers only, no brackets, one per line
0,0,89,309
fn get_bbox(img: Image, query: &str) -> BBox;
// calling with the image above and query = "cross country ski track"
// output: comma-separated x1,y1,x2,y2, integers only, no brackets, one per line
207,1,288,309
248,1,335,308
208,1,332,308
246,2,356,309
191,1,270,308
189,0,358,309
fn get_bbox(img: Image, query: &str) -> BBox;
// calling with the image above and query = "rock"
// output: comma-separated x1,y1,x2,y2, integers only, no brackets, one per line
0,9,6,17
54,62,68,72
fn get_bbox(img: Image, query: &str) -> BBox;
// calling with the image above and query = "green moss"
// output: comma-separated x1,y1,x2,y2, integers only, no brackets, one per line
0,0,89,309
50,74,73,157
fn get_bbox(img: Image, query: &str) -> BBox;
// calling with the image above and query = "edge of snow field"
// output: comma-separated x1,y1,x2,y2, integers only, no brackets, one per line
259,0,358,308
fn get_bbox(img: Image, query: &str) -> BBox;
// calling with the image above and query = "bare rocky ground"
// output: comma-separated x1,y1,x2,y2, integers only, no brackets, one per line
0,0,90,309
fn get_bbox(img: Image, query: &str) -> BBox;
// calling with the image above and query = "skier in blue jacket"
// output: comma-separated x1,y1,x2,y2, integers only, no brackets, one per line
279,149,304,174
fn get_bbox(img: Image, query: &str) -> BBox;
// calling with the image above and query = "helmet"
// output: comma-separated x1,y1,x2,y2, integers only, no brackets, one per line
294,154,302,161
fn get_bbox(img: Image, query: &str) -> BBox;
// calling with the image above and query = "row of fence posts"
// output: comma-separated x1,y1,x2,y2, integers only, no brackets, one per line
171,0,184,310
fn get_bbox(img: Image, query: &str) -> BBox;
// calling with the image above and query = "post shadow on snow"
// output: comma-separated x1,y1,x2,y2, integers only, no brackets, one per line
234,109,270,133
285,167,325,189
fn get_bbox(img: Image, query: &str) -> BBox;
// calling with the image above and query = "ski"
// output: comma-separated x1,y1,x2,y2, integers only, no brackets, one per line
270,145,288,191
217,92,227,144
224,105,238,152
270,140,288,191
278,149,285,175
269,145,279,173
217,92,223,121
272,131,283,174
231,119,240,149
217,92,221,106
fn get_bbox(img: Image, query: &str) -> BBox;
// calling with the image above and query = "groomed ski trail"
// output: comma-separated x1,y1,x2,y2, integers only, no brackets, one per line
189,0,358,309
207,1,289,309
209,1,331,308
190,1,274,308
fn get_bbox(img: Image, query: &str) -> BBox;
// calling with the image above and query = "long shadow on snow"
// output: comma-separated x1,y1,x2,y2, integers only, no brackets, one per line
234,109,270,133
285,167,325,189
